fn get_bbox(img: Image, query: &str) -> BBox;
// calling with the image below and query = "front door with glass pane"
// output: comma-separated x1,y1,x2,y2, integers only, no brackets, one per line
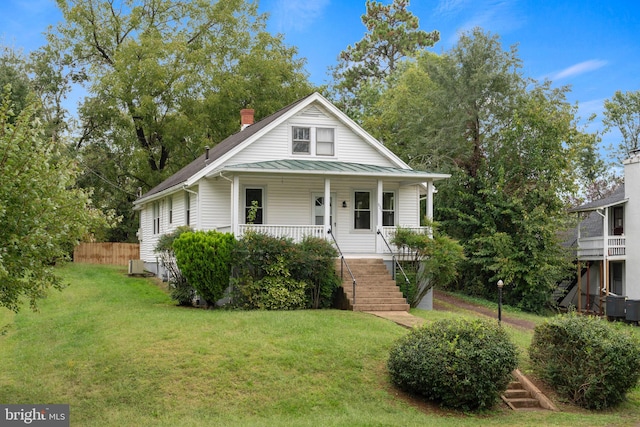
313,193,336,231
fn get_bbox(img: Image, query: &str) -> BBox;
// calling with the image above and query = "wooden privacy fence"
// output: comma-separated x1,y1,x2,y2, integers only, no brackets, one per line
74,242,140,265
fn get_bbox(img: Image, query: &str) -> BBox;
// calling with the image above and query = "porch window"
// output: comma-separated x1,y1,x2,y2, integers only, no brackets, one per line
152,202,160,234
245,188,263,224
613,206,623,235
316,128,334,156
354,191,371,230
382,191,395,226
292,127,310,154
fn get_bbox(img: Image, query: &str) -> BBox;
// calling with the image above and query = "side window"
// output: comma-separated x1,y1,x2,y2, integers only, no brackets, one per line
382,192,395,227
292,127,310,154
354,191,371,230
152,202,160,234
245,188,263,224
185,192,191,226
168,196,173,225
316,128,334,156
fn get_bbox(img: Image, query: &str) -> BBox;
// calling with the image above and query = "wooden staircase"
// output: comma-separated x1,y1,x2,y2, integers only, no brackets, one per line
335,258,410,312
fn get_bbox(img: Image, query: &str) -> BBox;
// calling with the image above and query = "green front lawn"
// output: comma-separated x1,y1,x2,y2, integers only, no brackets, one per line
1,264,640,426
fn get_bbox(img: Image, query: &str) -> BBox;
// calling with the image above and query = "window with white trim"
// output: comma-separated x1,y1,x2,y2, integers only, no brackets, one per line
291,126,335,156
354,191,371,230
168,196,173,225
382,192,395,226
245,188,263,224
185,192,191,226
152,201,161,234
316,128,334,156
292,127,310,154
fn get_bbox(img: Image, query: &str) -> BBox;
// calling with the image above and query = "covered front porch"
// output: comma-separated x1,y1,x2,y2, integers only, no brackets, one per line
205,159,447,256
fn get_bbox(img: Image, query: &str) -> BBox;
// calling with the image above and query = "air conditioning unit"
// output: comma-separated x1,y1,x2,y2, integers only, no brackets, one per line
128,259,146,275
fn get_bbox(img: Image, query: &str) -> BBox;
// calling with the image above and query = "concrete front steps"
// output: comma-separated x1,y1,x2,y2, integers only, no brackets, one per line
335,258,410,312
501,370,558,411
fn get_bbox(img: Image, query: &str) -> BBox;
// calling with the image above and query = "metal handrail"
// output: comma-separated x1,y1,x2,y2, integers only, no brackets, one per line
377,229,411,288
327,228,357,305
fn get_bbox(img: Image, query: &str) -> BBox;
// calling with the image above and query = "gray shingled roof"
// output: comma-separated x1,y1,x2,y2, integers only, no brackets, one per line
570,184,626,212
136,93,314,201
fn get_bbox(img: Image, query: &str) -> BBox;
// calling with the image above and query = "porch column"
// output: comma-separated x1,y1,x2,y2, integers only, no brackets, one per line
603,209,609,295
377,179,383,254
232,175,240,236
426,181,434,220
324,178,331,234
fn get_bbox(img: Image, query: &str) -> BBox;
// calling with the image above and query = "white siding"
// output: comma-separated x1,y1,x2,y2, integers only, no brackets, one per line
199,178,231,231
226,106,397,168
397,185,421,226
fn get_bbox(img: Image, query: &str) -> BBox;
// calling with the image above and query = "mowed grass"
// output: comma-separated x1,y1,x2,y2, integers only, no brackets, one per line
0,264,640,426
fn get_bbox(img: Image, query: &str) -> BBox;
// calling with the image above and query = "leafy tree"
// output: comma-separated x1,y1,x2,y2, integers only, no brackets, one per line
50,0,313,241
603,90,640,161
330,0,438,120
0,88,109,312
374,29,595,312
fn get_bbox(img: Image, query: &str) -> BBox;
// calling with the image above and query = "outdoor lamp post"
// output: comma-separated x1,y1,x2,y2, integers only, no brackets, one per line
497,280,504,325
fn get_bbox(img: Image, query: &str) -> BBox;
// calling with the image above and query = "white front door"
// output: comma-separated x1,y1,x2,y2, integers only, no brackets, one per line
313,193,336,232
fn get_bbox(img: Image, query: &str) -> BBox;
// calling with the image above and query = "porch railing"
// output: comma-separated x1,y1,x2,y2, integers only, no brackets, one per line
577,236,626,258
327,228,357,305
376,229,410,289
238,224,325,242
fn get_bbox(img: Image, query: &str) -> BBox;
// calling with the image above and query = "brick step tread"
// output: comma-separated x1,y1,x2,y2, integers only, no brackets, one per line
353,304,410,311
504,398,541,408
342,283,399,289
342,286,402,296
504,389,531,399
348,298,408,304
343,293,405,299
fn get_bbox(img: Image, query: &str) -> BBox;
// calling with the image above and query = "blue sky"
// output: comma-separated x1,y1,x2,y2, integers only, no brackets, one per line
1,0,639,157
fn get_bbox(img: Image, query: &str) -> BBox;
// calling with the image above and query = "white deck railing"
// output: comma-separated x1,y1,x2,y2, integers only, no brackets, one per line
237,224,326,242
577,236,626,258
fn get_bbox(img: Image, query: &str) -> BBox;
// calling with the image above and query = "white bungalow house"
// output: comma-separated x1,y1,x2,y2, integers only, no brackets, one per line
559,150,640,318
133,92,449,310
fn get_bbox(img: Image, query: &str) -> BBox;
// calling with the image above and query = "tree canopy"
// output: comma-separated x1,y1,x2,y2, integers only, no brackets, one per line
0,88,109,312
365,28,598,312
603,90,640,161
49,0,314,241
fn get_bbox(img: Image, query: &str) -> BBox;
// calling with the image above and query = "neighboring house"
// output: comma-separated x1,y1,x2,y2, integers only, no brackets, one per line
559,150,640,314
133,92,449,309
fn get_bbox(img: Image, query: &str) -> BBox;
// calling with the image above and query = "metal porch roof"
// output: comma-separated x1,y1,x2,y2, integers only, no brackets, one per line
214,159,450,181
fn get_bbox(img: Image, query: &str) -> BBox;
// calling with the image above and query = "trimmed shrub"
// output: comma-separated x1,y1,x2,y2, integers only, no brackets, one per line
293,236,340,308
231,232,339,309
388,318,518,411
173,230,235,306
529,313,640,409
154,226,194,306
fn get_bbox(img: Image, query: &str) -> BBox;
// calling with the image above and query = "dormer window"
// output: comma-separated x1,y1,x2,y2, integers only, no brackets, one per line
291,126,335,156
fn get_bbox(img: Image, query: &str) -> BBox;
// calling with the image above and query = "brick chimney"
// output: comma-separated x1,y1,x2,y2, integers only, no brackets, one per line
240,109,254,130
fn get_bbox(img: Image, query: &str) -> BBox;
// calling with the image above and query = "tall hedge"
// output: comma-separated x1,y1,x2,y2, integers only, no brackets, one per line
172,230,235,306
388,318,518,410
529,313,640,409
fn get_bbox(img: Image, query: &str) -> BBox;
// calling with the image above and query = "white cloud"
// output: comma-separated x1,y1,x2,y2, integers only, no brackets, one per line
272,0,330,33
436,0,469,15
552,60,608,80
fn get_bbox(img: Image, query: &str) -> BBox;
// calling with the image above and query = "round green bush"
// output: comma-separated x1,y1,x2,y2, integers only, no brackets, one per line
529,313,640,410
388,318,518,410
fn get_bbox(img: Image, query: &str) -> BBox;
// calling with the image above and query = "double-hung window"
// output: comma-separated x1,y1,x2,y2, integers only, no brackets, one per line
168,196,173,225
382,192,395,227
292,127,311,154
245,188,263,224
354,191,371,230
185,192,191,226
152,202,161,234
316,128,334,156
292,126,334,156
